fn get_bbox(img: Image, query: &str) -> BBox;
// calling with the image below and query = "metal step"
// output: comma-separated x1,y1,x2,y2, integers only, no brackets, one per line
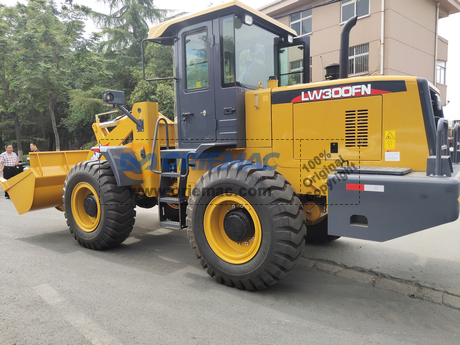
161,171,181,178
160,149,197,159
334,166,412,176
159,197,185,204
159,220,182,229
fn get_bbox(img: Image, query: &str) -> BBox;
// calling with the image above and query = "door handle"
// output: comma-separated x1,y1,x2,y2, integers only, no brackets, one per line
181,112,193,121
224,107,236,115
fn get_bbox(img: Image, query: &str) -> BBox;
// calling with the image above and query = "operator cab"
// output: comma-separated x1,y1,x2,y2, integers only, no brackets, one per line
144,0,309,151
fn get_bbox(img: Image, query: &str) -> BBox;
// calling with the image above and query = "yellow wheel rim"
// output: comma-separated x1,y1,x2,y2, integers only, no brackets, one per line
204,194,262,264
167,180,179,210
167,203,180,210
71,182,101,233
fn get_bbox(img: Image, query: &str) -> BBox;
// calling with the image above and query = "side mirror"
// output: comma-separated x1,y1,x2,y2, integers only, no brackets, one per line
103,90,125,105
141,38,177,82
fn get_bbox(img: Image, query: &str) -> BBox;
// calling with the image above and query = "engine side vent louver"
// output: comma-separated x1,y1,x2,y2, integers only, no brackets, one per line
345,109,369,148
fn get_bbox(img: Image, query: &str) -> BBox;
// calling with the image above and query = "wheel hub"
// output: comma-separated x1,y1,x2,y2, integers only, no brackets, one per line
223,209,255,242
83,194,98,217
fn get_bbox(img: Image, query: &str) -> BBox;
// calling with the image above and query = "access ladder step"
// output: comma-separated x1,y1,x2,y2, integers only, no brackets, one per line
159,197,186,204
161,172,181,178
159,220,183,229
334,166,412,175
160,149,197,159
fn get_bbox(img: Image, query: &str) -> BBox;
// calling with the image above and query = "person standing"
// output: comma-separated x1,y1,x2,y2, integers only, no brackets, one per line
30,142,40,152
0,144,19,199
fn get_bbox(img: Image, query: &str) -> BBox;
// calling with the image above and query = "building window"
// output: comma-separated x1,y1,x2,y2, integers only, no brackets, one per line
348,43,369,75
290,59,303,85
290,9,312,36
342,0,369,22
437,61,446,85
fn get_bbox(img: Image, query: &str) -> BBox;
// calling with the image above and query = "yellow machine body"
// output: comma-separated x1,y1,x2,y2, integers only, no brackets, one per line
185,76,430,201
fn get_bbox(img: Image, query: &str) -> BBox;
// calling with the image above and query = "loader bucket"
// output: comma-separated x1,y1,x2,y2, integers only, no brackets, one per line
0,151,91,215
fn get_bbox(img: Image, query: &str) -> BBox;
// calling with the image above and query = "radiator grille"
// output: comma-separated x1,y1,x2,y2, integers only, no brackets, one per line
345,109,369,147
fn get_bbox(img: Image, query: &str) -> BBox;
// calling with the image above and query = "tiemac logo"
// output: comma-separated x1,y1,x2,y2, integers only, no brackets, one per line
119,146,281,180
300,84,371,102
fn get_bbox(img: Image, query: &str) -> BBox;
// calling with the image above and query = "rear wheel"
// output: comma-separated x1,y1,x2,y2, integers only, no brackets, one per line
134,194,157,209
305,216,340,244
187,161,306,290
63,160,136,250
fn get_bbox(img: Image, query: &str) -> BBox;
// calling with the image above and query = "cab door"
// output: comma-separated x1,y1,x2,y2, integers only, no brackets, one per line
176,21,216,148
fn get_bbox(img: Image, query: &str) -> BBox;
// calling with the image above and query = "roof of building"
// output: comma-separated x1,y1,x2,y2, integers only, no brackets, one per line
259,0,460,19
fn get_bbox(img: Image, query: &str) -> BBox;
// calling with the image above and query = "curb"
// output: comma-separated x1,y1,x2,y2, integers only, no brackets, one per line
298,256,460,310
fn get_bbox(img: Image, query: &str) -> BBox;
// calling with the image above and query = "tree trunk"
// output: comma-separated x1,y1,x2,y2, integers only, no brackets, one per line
13,112,23,160
40,111,46,139
49,97,60,151
0,113,3,148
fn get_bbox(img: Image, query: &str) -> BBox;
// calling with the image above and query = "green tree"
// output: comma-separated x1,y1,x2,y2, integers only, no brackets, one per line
1,0,112,153
129,43,174,118
90,0,168,94
64,87,108,147
92,0,167,58
0,3,35,158
14,0,94,151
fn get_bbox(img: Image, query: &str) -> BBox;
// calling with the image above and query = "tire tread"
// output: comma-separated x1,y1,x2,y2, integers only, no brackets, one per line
63,160,136,250
187,161,306,290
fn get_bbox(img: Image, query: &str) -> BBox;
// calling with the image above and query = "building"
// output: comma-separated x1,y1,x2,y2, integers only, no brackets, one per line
259,0,460,105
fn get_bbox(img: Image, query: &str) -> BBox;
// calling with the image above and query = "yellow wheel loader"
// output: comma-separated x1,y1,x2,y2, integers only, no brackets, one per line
1,0,459,290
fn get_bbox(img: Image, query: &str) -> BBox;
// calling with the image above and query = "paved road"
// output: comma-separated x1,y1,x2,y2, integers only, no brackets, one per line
1,199,459,344
302,216,460,297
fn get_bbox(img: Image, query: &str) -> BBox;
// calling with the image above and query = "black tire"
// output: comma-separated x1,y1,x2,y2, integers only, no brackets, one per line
305,216,340,244
134,194,157,209
63,160,136,250
187,161,306,290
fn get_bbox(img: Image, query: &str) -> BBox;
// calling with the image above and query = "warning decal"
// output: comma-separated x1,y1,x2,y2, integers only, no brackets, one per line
385,151,400,161
385,131,396,149
347,184,385,192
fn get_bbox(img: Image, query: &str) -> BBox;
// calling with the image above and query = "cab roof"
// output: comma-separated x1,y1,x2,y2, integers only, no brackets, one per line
148,0,296,41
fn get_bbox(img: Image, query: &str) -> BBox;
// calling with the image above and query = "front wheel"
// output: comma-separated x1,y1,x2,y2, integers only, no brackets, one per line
187,161,306,290
63,160,136,250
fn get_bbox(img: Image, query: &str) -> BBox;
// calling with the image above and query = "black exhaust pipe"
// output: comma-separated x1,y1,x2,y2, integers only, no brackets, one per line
339,15,358,79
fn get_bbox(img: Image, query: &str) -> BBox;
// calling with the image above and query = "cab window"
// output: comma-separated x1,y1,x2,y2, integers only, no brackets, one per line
221,15,280,89
185,29,209,90
279,45,305,86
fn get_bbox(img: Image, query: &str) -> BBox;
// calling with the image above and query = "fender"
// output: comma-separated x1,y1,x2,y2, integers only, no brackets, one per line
92,146,143,187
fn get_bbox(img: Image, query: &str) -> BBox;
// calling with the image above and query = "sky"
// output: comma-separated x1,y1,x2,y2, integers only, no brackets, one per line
1,0,460,121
